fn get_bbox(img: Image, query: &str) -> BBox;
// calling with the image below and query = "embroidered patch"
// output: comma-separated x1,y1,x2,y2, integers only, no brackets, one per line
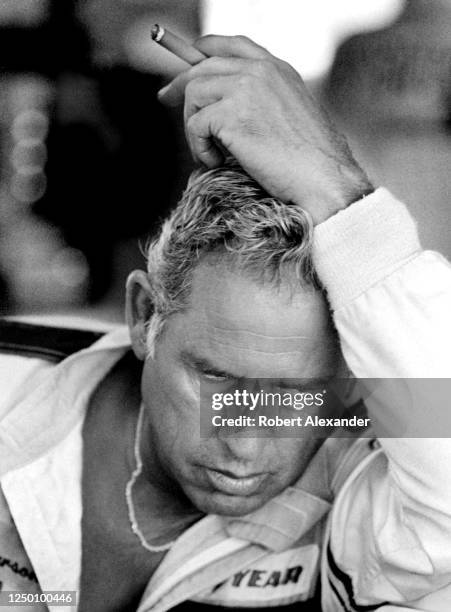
195,545,319,607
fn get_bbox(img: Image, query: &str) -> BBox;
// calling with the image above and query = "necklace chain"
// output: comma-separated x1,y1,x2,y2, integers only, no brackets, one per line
125,403,174,552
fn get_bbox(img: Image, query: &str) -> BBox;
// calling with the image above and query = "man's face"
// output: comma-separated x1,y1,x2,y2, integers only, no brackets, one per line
134,259,339,517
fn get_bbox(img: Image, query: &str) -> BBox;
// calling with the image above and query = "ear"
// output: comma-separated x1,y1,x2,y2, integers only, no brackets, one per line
125,270,154,361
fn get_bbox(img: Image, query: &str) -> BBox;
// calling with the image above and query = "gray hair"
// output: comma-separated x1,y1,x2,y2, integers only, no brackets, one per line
145,159,318,354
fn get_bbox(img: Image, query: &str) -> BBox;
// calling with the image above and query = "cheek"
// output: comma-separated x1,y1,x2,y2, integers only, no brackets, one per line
141,356,201,456
273,439,320,483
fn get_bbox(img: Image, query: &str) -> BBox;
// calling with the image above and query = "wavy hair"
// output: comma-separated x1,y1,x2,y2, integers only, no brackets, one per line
145,159,318,354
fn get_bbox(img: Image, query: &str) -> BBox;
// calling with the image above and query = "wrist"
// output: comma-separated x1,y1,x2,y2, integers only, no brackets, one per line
292,163,374,226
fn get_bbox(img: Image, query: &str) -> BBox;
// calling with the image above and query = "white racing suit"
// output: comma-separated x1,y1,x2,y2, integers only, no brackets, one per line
1,188,451,611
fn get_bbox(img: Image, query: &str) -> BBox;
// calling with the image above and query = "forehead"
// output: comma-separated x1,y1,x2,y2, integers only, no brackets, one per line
165,259,339,379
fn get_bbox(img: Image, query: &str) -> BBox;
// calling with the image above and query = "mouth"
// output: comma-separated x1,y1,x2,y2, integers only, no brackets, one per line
204,467,268,496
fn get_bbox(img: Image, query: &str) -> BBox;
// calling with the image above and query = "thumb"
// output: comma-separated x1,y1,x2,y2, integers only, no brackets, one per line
194,34,270,60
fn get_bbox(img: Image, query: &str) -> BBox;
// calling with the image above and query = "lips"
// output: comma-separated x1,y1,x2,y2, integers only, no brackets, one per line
204,467,268,496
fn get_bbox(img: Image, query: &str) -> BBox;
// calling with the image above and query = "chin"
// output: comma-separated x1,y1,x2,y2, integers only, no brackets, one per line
188,488,271,517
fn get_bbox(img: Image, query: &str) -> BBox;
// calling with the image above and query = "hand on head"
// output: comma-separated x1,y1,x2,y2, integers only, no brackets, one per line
158,34,373,225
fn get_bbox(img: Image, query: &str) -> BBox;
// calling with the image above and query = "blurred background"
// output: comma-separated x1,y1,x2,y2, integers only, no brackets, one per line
0,0,450,323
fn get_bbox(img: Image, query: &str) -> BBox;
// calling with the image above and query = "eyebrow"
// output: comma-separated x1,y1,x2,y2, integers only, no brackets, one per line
180,350,335,388
180,350,238,379
275,377,334,392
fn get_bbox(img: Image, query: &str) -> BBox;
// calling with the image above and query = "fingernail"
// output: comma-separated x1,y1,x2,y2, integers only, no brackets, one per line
157,84,170,97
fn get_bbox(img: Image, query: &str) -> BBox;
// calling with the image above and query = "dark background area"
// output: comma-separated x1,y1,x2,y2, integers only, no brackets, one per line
0,0,199,319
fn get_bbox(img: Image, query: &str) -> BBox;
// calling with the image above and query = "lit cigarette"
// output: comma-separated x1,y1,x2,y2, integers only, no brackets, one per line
151,24,207,66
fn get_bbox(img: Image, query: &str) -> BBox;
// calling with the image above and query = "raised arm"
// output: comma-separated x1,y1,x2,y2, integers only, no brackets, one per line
159,35,451,608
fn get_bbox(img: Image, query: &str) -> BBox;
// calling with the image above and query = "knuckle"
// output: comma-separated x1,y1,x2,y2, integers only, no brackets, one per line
252,58,272,76
278,58,291,71
233,34,251,45
202,56,224,70
184,79,194,97
279,58,296,75
279,58,302,81
215,100,234,128
184,78,198,98
185,75,209,99
198,34,215,44
225,97,248,126
186,113,198,132
252,59,269,76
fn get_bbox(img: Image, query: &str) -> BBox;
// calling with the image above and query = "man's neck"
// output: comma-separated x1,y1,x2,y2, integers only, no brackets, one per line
131,404,204,547
80,352,201,610
82,350,202,548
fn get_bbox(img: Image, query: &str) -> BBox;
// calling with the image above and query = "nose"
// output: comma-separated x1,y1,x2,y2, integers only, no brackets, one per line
217,427,268,463
213,378,271,463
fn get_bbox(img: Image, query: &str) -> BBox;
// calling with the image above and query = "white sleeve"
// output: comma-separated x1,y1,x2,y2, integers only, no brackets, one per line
312,188,451,605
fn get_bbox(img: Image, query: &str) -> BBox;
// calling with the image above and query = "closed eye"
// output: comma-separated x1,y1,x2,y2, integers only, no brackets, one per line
201,368,234,382
180,350,238,383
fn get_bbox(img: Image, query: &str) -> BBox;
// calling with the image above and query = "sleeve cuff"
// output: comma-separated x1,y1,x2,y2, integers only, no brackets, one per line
312,187,422,310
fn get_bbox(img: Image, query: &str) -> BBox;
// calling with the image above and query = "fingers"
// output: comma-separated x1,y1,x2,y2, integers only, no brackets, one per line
157,34,280,106
193,34,271,60
185,103,225,168
183,75,235,124
182,76,237,167
158,57,252,106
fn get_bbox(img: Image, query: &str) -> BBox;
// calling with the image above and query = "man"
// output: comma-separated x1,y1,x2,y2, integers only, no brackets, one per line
1,34,451,611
